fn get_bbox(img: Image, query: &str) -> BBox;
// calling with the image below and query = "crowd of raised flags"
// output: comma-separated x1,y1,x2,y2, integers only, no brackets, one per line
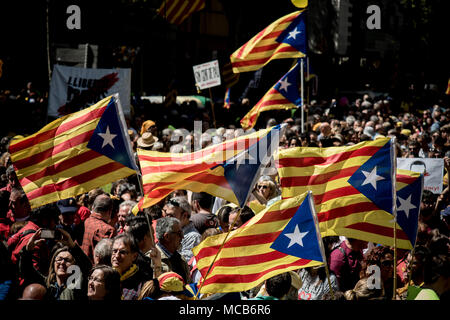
0,1,448,302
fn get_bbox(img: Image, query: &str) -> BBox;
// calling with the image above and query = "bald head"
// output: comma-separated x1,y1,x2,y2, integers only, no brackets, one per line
21,283,47,300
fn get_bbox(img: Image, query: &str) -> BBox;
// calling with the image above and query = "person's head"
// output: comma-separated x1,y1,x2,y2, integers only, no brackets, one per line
216,203,236,233
20,283,47,300
29,203,60,229
407,140,421,157
125,214,154,253
320,122,331,137
255,176,278,201
156,216,183,254
191,192,214,213
346,238,368,252
117,200,137,228
407,245,431,281
93,238,113,266
344,278,383,300
361,245,394,282
9,187,31,221
47,245,76,287
228,206,255,230
56,198,78,227
87,188,106,210
87,264,121,300
162,196,191,227
92,194,113,220
117,183,138,201
420,190,436,222
264,272,292,299
111,233,139,274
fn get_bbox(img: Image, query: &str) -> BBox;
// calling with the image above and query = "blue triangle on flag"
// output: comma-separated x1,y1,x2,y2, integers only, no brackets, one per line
87,97,137,171
270,193,323,262
276,11,307,54
347,140,394,214
396,174,423,247
273,62,302,106
222,125,281,207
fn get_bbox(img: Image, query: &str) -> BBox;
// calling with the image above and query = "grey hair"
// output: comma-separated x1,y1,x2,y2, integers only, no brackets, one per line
168,196,191,215
94,238,113,264
119,200,137,211
156,217,180,241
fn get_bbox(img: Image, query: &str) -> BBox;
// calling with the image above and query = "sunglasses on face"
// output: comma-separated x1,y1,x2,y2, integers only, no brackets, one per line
257,185,269,190
168,199,180,207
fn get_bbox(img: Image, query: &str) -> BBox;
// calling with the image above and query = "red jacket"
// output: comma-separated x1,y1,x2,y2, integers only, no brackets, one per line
7,221,50,275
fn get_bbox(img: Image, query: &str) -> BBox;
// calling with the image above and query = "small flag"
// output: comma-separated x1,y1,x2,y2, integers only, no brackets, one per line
157,0,206,25
221,62,240,88
9,95,138,209
230,10,307,73
240,62,302,130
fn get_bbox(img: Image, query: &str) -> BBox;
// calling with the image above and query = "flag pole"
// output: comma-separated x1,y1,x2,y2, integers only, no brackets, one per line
208,87,217,129
308,191,335,300
391,137,398,300
300,58,305,133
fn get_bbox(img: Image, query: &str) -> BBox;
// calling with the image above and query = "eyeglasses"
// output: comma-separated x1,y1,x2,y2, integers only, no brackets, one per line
55,256,74,264
112,249,130,256
257,185,268,190
168,199,180,207
88,276,104,283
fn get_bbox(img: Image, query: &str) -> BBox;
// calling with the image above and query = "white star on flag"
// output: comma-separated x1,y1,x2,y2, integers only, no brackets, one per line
98,126,117,149
287,27,301,40
278,77,291,92
361,166,385,190
284,224,309,248
397,195,416,219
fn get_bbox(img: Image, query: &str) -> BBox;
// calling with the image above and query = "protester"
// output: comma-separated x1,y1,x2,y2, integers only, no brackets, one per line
87,264,121,300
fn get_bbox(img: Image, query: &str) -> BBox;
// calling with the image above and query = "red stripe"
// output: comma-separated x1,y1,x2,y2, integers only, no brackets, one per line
280,166,359,187
281,185,360,204
141,162,215,175
318,201,382,223
231,46,300,68
257,98,293,109
19,150,102,187
202,250,298,269
26,161,125,201
158,272,184,285
396,174,417,185
277,145,381,168
165,0,186,23
138,138,255,163
201,259,311,286
9,106,105,154
13,129,95,170
345,222,410,241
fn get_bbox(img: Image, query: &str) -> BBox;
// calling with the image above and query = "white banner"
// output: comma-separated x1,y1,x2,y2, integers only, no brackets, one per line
48,65,131,118
397,158,444,194
193,60,221,90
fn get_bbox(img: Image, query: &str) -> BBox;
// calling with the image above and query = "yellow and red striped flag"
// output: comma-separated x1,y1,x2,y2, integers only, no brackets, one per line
230,10,306,73
157,0,205,25
276,138,415,250
221,62,240,89
9,95,138,209
241,61,302,130
134,124,285,213
192,192,324,294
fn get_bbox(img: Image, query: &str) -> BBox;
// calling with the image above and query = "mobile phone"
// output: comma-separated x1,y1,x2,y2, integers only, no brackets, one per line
40,229,55,239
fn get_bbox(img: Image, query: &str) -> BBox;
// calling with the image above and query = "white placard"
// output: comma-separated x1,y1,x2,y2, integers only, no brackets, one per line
48,65,131,118
193,60,221,90
397,158,444,194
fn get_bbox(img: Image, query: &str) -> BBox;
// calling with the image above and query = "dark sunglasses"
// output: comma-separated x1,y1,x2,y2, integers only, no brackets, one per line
257,185,269,190
168,199,180,207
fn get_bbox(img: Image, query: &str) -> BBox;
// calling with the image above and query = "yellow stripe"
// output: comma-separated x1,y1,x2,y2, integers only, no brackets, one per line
22,153,117,193
29,166,135,209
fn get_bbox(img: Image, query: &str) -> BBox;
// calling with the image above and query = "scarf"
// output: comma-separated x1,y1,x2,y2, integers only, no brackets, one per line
118,264,139,282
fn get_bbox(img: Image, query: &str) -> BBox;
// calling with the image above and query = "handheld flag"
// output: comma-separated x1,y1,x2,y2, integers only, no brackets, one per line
230,10,307,73
223,88,231,109
395,169,424,248
9,95,138,209
157,0,205,25
134,124,286,213
192,192,324,294
277,138,415,249
240,62,302,130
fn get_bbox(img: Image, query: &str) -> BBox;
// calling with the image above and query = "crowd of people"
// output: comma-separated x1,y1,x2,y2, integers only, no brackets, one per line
0,81,449,301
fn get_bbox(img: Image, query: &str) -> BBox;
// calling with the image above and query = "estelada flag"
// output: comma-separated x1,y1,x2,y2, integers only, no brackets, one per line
9,95,138,208
158,0,205,25
134,124,286,213
240,61,302,130
230,10,307,73
193,192,324,294
276,138,415,250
